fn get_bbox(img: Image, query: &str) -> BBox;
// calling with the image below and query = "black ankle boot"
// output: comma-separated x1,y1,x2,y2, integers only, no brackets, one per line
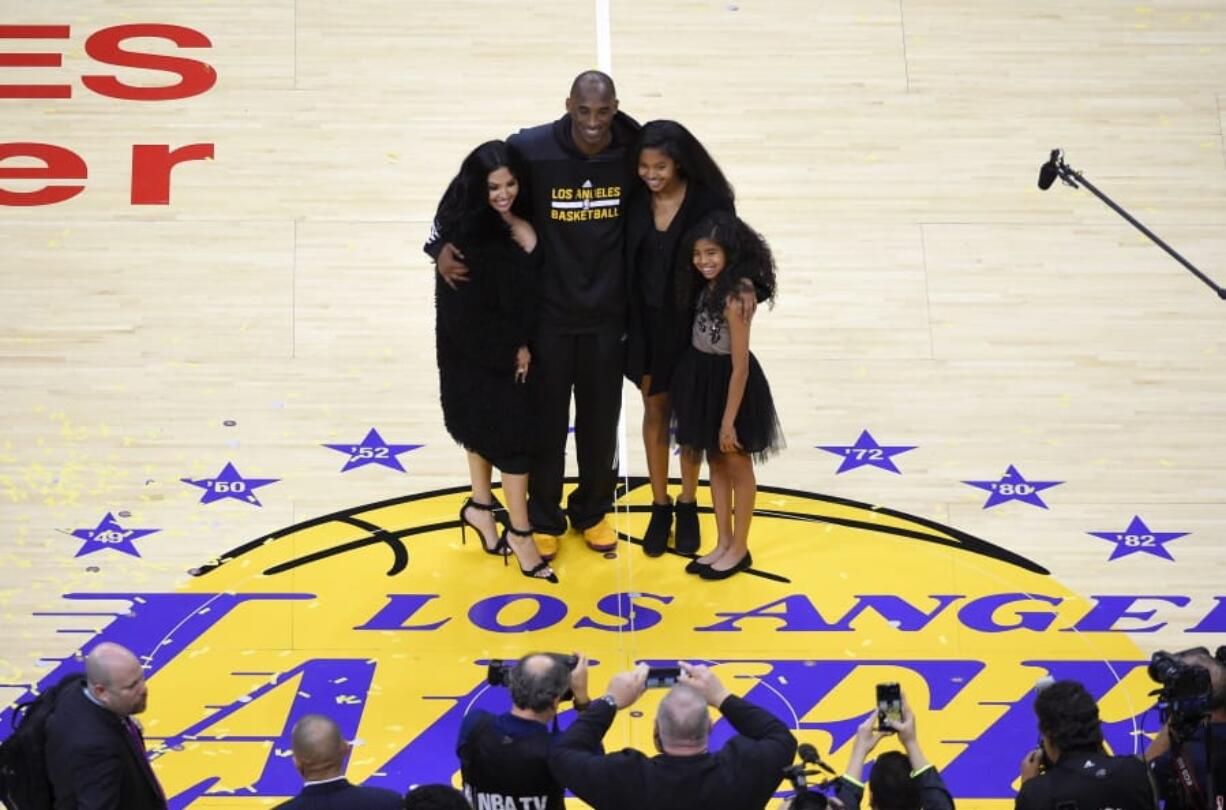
642,501,673,557
674,499,700,554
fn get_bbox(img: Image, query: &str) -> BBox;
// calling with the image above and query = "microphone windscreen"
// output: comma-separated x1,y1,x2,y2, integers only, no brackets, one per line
798,742,819,763
1038,161,1058,190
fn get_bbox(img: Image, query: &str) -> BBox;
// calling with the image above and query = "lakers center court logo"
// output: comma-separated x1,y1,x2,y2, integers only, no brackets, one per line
5,479,1218,808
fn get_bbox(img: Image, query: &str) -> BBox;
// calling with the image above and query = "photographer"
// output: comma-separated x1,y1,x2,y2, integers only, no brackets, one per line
550,661,797,809
834,692,954,810
457,652,590,810
1144,648,1226,810
1015,679,1156,810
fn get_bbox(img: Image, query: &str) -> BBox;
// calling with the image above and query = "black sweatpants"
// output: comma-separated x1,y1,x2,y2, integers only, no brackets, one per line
528,329,623,535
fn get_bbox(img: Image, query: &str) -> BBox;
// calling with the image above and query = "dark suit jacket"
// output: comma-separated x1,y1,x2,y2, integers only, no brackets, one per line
44,684,165,810
273,778,403,810
551,695,797,810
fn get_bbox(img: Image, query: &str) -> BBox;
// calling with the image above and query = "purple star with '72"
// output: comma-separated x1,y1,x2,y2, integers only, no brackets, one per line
181,462,279,506
1087,515,1188,562
323,427,423,473
68,512,160,558
963,464,1063,509
817,429,917,474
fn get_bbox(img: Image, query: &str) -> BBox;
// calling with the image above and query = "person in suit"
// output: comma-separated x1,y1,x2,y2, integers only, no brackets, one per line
275,714,401,809
550,662,796,810
43,642,166,810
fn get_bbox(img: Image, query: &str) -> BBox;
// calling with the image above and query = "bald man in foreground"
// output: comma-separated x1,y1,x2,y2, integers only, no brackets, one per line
275,714,401,809
550,662,797,810
44,642,166,809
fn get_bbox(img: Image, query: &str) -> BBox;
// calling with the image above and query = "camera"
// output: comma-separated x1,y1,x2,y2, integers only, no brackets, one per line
1148,650,1212,738
487,653,579,699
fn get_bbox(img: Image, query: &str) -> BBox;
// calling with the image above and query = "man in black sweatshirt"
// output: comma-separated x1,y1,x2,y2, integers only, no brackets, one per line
549,662,798,810
430,71,638,558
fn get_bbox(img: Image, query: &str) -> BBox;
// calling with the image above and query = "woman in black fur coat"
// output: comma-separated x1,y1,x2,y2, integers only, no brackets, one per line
433,140,556,583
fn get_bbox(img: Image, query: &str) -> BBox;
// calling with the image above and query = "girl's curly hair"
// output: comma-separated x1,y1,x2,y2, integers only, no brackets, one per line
675,210,777,318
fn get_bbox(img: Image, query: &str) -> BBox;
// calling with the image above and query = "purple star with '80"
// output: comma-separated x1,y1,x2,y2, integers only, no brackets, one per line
963,464,1063,509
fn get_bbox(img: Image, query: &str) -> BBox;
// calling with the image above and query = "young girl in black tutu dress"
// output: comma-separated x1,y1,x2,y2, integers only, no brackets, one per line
670,211,783,580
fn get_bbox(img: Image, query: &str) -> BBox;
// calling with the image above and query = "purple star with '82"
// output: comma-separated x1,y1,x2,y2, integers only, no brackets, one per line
1087,515,1188,561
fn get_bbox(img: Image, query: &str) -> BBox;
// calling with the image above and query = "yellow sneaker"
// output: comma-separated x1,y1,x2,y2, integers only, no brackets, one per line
581,518,618,552
533,532,559,561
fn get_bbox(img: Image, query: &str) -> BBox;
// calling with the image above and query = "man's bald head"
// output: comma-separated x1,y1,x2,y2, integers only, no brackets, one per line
290,714,351,781
565,70,619,156
655,683,711,753
84,642,148,716
569,70,616,102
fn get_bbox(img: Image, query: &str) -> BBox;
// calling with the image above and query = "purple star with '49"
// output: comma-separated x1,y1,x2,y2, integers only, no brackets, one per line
817,429,917,474
323,427,422,473
68,512,160,558
1088,515,1188,562
963,464,1063,509
181,462,279,506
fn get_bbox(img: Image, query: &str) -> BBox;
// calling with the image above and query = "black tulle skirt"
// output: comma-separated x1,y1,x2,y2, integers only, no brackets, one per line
670,347,784,463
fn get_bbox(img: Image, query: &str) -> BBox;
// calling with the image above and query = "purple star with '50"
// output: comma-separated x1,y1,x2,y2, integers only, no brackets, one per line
68,512,160,558
1088,515,1188,561
181,462,279,506
817,429,917,474
323,427,422,473
963,464,1063,509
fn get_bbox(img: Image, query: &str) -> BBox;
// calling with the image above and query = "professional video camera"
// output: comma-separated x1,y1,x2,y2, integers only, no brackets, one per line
781,743,837,809
1148,650,1213,739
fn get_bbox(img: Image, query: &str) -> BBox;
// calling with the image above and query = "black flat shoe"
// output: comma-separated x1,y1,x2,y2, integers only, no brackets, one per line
699,551,753,580
684,558,710,574
643,500,673,557
674,499,700,554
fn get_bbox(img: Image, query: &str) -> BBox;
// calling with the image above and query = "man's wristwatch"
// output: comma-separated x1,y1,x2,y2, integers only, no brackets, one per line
597,694,619,711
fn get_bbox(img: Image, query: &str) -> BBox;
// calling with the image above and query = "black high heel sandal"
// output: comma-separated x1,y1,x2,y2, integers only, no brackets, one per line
459,498,507,556
502,525,559,584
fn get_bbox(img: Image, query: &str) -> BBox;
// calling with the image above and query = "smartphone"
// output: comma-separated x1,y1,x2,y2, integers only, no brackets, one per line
877,682,902,732
646,666,681,689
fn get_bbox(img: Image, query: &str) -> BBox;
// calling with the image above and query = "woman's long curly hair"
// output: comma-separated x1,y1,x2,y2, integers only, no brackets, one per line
434,140,530,247
675,210,777,318
632,120,735,204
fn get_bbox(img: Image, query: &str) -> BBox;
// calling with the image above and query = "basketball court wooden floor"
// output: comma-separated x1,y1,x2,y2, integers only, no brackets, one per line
1,1,1224,807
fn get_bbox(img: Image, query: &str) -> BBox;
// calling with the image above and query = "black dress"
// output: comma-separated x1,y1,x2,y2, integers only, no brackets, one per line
670,290,783,464
435,227,540,474
624,182,734,395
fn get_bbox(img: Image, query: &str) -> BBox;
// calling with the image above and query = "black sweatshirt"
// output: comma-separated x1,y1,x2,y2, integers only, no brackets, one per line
549,695,797,810
507,113,639,334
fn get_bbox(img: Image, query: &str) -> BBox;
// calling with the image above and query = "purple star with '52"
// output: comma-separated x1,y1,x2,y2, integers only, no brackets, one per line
181,462,279,506
817,429,917,474
963,464,1063,509
69,512,159,558
1088,515,1188,562
323,427,422,473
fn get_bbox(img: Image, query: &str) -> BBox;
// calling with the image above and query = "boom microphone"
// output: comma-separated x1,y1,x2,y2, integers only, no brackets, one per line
798,742,836,774
1037,149,1061,190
